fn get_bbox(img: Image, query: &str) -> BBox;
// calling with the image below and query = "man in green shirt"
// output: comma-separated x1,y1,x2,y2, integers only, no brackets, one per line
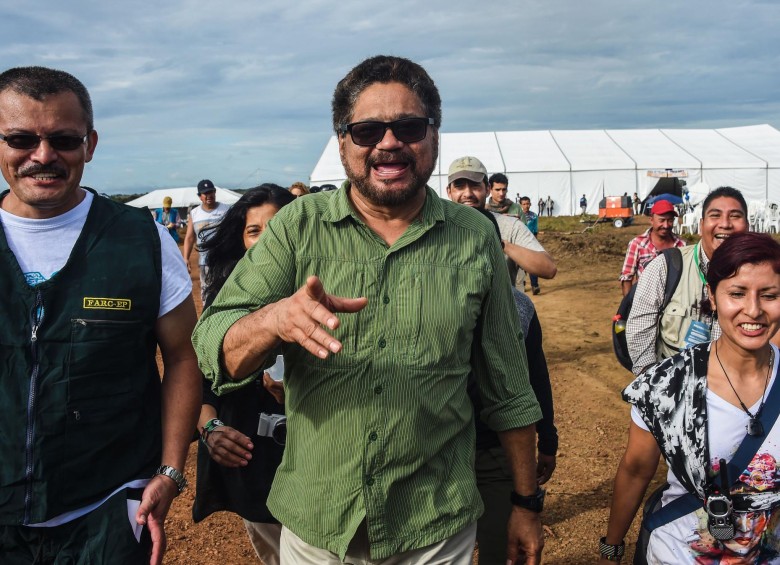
192,55,544,564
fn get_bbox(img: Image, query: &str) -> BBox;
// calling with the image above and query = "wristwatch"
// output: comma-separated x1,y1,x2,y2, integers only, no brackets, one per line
599,537,625,562
154,465,188,495
510,487,545,513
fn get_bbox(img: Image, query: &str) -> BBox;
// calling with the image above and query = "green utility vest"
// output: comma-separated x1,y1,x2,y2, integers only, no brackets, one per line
0,189,162,525
657,245,709,361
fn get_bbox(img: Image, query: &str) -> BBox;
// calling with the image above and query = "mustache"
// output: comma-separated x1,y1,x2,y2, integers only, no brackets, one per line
367,151,415,168
18,163,67,177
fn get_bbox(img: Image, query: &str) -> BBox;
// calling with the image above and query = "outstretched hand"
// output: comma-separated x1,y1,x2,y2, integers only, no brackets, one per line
273,275,367,358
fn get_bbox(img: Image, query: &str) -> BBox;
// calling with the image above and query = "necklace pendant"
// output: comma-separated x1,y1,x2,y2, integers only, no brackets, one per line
747,418,764,437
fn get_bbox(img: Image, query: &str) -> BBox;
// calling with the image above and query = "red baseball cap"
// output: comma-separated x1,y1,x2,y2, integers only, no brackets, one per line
652,200,678,217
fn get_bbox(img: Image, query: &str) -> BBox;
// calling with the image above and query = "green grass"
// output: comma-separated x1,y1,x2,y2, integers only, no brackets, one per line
538,214,607,232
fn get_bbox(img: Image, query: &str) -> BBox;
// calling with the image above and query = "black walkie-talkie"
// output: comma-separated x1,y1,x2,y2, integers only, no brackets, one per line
706,458,736,540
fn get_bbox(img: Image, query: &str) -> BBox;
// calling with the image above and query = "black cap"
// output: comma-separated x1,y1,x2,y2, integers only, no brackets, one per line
197,179,216,195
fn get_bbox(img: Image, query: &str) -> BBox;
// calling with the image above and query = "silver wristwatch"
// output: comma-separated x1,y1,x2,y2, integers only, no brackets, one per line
154,465,187,494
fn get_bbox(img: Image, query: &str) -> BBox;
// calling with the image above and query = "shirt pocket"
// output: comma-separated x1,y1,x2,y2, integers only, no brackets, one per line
394,271,423,361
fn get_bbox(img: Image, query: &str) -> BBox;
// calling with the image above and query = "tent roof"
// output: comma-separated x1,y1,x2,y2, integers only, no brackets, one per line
310,124,780,184
309,137,344,186
125,187,242,209
660,129,767,169
716,124,780,166
436,132,504,177
495,131,570,172
605,129,701,169
549,130,635,171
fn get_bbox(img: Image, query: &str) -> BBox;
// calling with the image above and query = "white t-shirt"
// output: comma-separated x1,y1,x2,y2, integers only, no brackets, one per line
189,202,230,266
633,347,780,563
0,190,191,317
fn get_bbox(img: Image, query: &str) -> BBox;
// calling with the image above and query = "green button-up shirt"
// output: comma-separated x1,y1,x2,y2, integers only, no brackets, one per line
192,183,541,559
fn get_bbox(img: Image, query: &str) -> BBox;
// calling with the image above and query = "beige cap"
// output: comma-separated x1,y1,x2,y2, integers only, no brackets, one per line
163,196,173,207
448,156,488,185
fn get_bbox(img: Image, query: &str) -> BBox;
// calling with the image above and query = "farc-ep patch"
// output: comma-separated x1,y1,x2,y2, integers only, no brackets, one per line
82,297,132,310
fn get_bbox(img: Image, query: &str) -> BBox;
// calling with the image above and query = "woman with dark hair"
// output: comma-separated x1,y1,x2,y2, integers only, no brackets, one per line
600,232,780,563
193,185,294,565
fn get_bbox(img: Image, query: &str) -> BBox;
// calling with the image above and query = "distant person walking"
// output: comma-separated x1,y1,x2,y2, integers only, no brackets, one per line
183,179,230,301
546,195,555,217
633,192,641,215
154,195,181,242
538,197,546,216
580,194,587,216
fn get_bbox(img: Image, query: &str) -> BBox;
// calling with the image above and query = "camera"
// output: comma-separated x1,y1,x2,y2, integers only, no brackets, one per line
257,412,286,445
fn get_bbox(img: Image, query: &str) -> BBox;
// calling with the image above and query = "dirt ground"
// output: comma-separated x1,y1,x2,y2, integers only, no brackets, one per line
162,215,670,564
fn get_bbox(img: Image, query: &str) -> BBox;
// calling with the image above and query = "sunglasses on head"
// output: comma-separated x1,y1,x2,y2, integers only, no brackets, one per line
0,133,88,151
339,117,433,147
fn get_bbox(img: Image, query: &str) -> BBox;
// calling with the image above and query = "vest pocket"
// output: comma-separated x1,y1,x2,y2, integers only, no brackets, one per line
68,318,144,402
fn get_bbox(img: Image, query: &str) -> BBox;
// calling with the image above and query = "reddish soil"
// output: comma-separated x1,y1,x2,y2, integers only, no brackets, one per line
162,216,668,564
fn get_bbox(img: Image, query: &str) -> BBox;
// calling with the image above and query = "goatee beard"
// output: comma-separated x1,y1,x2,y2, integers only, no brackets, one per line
343,150,436,207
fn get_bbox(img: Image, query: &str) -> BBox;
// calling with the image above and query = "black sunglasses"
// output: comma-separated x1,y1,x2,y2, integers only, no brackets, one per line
0,133,88,151
339,117,434,147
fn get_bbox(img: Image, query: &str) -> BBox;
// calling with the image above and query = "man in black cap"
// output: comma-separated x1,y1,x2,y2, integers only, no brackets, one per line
183,179,230,301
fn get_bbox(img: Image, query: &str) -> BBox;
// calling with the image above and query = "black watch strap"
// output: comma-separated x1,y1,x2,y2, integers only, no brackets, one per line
509,487,545,513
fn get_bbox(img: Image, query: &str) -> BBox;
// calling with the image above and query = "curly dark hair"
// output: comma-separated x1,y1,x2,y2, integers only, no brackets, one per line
332,55,441,134
200,185,295,307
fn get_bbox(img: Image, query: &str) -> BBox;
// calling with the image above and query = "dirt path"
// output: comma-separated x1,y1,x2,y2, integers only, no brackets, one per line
163,217,669,564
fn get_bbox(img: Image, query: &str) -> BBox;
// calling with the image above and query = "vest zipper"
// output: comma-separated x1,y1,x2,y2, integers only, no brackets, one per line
24,290,44,525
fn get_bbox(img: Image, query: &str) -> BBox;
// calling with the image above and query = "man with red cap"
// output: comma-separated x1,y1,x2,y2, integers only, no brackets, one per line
619,199,685,296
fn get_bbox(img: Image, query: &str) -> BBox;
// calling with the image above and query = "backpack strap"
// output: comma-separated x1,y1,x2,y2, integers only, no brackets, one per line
660,247,683,310
644,355,780,532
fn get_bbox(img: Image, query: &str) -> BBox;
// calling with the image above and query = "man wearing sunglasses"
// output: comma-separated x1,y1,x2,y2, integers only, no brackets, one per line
195,55,544,564
0,66,200,565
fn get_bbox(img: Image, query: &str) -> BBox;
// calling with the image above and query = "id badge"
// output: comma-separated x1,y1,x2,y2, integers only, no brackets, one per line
684,320,711,349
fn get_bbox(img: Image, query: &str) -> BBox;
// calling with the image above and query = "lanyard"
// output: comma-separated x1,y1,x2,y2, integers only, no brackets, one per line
693,242,706,285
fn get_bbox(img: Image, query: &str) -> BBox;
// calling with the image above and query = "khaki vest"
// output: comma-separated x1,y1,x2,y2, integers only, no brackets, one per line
657,245,708,361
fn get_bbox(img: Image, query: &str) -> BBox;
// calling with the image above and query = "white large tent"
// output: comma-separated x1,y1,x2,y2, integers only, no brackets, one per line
310,124,780,215
125,186,242,210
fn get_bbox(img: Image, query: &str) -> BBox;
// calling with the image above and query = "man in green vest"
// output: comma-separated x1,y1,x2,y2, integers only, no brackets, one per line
626,186,748,375
0,66,200,564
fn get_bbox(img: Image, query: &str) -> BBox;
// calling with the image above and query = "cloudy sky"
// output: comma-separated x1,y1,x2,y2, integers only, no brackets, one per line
3,1,779,193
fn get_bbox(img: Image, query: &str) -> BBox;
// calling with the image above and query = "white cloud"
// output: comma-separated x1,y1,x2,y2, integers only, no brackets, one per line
0,0,778,192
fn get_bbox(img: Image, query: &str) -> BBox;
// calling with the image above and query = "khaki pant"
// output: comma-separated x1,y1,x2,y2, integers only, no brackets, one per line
280,521,476,565
243,520,281,565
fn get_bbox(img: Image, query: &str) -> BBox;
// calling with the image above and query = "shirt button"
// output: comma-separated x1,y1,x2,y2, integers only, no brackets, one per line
374,385,383,395
378,338,386,348
366,477,375,486
382,296,390,304
368,432,378,442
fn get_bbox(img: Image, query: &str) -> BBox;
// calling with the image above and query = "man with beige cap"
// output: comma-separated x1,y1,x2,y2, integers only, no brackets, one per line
446,156,556,291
